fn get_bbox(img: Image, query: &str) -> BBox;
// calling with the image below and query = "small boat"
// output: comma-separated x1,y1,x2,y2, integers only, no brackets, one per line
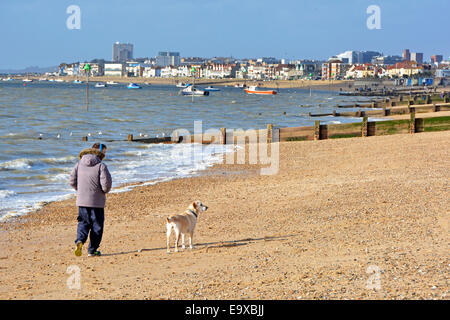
95,82,107,88
23,78,33,82
127,83,141,89
73,79,83,84
106,81,119,85
204,86,220,92
176,82,191,88
235,83,246,88
55,79,64,82
244,86,277,95
2,77,13,81
181,86,209,96
38,78,47,81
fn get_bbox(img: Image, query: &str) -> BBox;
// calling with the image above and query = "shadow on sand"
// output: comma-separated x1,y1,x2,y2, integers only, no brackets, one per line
101,234,297,257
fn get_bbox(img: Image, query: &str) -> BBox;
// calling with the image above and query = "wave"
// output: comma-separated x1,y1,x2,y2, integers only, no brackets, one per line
0,190,16,199
0,156,76,171
0,158,32,170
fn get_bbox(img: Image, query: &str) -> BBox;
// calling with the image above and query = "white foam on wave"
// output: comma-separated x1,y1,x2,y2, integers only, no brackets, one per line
0,158,32,170
0,190,16,199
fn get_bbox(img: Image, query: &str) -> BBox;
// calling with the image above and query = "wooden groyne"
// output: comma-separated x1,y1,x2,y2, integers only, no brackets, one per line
119,113,450,146
309,102,450,118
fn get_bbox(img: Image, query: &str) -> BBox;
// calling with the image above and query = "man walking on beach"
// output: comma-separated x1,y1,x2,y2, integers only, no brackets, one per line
69,143,112,257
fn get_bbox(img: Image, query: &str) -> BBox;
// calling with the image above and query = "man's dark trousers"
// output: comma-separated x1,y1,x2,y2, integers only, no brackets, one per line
75,207,104,254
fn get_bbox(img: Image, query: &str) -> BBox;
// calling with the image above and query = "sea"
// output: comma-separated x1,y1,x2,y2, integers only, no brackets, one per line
0,80,379,221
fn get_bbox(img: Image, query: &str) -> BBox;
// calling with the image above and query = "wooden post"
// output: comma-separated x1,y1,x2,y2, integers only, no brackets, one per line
267,124,273,144
426,95,431,104
434,104,440,112
409,107,415,134
127,134,133,141
82,136,88,142
220,128,226,144
314,120,320,141
362,116,368,137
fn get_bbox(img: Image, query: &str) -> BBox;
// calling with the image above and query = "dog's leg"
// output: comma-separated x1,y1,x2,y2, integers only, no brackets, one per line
189,232,194,250
174,230,180,252
181,233,186,250
166,223,172,253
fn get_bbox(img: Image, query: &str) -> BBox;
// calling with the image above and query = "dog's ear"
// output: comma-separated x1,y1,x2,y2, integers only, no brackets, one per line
192,202,197,210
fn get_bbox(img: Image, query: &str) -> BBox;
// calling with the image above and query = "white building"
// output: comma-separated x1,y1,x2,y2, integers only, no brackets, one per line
104,63,125,77
143,66,161,77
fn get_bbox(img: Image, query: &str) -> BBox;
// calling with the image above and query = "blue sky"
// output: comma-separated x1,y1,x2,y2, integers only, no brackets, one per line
0,0,448,69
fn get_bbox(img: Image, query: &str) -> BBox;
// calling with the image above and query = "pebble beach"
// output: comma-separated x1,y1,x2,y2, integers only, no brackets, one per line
0,131,448,300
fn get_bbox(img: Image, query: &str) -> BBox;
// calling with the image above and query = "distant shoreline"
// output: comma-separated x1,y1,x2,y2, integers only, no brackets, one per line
10,75,355,90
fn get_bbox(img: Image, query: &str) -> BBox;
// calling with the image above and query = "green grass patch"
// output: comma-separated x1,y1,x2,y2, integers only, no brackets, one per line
423,116,450,125
329,133,360,139
286,136,309,141
424,125,450,132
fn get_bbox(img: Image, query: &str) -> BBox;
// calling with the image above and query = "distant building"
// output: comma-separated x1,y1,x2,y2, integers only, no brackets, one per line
143,66,161,78
125,62,146,77
371,55,403,65
79,62,104,76
431,55,443,65
156,52,181,67
104,63,125,77
337,51,358,64
403,49,411,61
385,61,423,78
112,42,133,62
410,52,423,64
322,57,346,80
435,69,450,78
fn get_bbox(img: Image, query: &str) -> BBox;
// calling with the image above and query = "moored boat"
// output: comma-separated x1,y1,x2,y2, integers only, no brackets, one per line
204,86,220,92
176,82,191,88
95,82,107,88
106,81,119,85
73,79,83,84
127,83,141,89
181,86,209,96
244,86,277,95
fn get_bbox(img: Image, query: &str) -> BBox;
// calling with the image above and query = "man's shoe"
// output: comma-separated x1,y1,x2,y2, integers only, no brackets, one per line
74,241,83,257
88,251,101,257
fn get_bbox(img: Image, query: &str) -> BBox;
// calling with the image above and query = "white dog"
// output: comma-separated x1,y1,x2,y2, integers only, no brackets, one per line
166,200,208,253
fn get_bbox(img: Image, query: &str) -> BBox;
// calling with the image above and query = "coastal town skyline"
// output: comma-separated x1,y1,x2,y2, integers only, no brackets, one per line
1,0,449,69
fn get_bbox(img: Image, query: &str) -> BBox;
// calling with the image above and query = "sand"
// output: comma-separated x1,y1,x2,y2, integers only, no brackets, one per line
0,131,448,300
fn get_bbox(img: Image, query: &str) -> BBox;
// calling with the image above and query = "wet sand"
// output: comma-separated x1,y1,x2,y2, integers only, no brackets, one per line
0,131,448,300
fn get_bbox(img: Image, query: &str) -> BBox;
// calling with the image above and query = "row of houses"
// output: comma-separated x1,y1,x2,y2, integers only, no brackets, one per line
59,59,449,81
59,60,321,80
322,57,450,80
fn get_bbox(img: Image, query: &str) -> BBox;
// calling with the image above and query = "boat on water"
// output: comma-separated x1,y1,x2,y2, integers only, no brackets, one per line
176,82,191,88
235,83,246,88
181,86,209,96
38,78,47,81
127,83,141,89
22,78,33,82
73,79,83,84
244,85,277,95
55,79,64,82
204,86,220,92
106,81,119,85
95,82,107,88
2,77,13,81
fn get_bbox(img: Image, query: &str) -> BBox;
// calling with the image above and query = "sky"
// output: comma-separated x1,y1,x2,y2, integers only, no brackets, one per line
0,0,449,69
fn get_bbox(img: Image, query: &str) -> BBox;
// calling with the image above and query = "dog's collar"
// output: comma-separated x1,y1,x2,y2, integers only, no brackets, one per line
188,209,198,218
